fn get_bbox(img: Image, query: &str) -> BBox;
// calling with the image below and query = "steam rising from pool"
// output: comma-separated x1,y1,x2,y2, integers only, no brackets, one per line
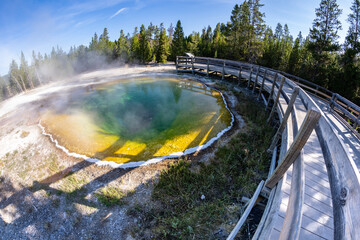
39,76,234,168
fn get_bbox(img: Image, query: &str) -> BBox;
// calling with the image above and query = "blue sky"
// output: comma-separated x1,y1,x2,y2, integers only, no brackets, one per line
0,0,352,75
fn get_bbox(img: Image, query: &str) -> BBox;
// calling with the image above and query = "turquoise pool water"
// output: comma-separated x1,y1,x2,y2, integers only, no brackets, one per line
40,76,232,165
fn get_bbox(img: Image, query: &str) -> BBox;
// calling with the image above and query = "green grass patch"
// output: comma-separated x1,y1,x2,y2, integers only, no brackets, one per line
48,153,62,173
95,186,126,207
139,91,274,239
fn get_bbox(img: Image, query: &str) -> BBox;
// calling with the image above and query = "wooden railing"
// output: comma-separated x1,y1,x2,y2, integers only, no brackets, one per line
176,56,360,239
177,56,360,139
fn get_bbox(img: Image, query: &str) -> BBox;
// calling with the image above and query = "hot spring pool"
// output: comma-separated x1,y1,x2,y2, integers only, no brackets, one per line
40,76,233,167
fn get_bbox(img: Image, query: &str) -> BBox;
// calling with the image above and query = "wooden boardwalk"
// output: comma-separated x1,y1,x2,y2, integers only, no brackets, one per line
176,56,360,239
252,70,334,239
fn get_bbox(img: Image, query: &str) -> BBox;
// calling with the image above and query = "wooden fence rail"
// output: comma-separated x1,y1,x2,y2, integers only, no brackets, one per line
265,109,321,189
178,56,360,138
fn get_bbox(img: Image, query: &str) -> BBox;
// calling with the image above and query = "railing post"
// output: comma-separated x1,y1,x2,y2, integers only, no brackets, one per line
191,57,194,75
258,70,267,100
248,65,253,88
266,73,278,111
330,93,334,107
207,59,209,77
315,85,319,96
176,56,179,72
222,61,225,80
267,76,285,123
226,180,265,240
268,87,300,152
253,66,260,93
354,113,360,130
265,108,321,189
238,65,242,81
330,93,338,110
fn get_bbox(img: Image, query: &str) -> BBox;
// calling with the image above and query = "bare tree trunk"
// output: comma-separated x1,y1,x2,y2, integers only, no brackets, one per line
6,85,12,97
18,74,27,92
26,71,34,89
35,68,42,85
11,73,25,92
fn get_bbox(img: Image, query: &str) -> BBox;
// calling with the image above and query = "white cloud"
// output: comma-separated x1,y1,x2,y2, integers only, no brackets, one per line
75,19,96,28
67,0,126,16
109,7,127,19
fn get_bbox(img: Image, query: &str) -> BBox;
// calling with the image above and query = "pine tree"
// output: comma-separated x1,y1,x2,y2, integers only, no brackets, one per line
0,76,10,101
339,0,360,101
99,28,113,57
337,49,360,100
229,3,242,59
170,20,185,60
186,32,201,56
89,32,99,51
287,36,301,74
156,23,170,63
167,23,174,44
115,29,130,60
139,25,146,62
273,23,283,67
309,0,342,54
32,51,43,85
147,23,156,61
19,51,33,89
279,24,293,70
274,23,283,39
228,0,265,62
247,0,265,62
8,60,23,94
153,26,160,60
130,27,141,62
260,26,275,67
229,1,251,60
346,0,360,52
308,0,342,87
144,41,152,63
139,24,152,63
297,31,304,45
213,23,226,58
199,26,213,57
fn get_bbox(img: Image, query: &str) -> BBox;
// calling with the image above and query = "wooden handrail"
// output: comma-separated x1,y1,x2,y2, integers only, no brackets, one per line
267,77,285,123
177,56,360,131
268,87,299,153
265,108,321,189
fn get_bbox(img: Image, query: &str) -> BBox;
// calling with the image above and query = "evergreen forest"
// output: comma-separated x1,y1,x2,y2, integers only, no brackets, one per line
1,0,359,104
